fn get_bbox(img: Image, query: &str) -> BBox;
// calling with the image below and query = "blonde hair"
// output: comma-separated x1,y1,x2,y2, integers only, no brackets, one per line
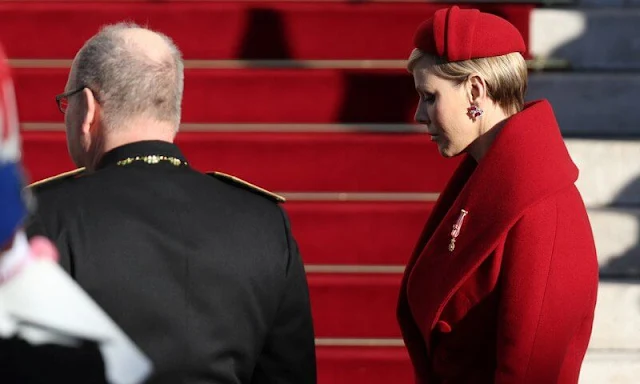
407,48,528,115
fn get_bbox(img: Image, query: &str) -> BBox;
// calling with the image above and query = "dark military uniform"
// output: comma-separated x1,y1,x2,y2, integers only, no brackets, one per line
26,140,316,384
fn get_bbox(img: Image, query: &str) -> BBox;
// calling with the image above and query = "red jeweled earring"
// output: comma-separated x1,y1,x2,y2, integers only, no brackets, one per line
468,105,484,119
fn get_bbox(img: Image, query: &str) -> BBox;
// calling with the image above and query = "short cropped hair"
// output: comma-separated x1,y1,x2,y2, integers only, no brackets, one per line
408,48,528,115
73,23,184,131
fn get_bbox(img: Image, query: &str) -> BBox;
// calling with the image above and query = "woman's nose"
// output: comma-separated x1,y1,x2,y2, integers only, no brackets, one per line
415,103,430,125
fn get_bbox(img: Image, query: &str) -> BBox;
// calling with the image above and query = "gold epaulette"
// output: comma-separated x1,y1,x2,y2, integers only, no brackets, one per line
207,172,286,203
27,168,86,189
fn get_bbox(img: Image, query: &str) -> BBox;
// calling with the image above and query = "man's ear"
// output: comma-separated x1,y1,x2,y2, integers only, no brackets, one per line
81,88,97,136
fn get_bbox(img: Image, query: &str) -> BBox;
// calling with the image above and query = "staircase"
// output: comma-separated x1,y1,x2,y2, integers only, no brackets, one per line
529,2,640,382
3,0,638,382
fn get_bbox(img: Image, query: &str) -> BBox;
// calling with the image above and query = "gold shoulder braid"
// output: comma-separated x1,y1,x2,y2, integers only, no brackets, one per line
117,155,187,167
27,168,86,189
208,172,286,203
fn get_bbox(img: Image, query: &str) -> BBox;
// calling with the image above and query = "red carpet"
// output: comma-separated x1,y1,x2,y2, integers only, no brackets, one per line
317,347,413,384
287,201,434,265
309,273,402,338
9,1,536,382
20,131,461,192
14,67,420,123
0,2,532,60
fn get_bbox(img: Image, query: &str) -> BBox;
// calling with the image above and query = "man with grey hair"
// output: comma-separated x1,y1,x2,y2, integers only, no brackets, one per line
27,23,317,384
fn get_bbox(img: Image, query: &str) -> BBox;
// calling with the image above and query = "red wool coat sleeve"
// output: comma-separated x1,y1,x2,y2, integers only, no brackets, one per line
495,188,598,383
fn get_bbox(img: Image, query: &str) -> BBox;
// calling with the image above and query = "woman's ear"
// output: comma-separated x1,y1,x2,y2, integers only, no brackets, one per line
466,73,488,104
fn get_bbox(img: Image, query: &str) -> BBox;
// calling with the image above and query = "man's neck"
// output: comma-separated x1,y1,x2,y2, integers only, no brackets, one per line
88,121,177,170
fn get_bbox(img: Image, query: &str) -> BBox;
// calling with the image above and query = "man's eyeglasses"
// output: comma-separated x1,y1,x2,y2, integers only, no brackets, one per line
55,87,86,114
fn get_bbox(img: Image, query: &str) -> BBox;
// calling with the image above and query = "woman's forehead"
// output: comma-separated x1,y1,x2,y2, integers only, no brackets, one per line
413,65,443,88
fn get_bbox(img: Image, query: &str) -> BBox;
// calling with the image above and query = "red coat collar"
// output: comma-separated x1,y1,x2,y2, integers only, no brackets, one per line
401,99,578,349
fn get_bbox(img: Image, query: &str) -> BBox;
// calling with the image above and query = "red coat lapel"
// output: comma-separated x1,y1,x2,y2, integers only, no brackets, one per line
403,156,477,277
402,100,579,351
397,156,477,376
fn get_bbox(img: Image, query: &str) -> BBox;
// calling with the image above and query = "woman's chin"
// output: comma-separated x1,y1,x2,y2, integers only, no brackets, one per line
436,143,458,158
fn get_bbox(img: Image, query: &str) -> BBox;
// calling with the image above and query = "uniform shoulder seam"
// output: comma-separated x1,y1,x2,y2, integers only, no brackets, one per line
207,171,285,203
27,168,86,189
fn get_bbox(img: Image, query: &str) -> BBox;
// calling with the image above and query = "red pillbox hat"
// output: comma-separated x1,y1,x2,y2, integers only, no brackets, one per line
413,6,526,62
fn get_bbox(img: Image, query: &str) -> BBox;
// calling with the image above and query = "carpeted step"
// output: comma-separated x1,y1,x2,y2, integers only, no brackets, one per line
309,275,639,346
22,133,640,277
316,345,412,384
315,346,640,384
294,204,639,277
20,131,460,192
0,2,532,60
12,67,416,123
14,68,638,135
309,273,402,338
287,201,433,266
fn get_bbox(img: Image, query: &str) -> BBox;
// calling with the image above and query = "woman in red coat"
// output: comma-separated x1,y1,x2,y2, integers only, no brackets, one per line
397,6,599,384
